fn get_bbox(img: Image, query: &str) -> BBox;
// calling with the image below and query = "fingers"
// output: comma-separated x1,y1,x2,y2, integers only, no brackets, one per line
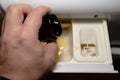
23,6,51,39
45,42,58,63
5,4,32,26
4,4,32,37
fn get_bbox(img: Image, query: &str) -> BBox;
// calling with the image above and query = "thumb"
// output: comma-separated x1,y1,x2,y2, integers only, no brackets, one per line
44,42,58,64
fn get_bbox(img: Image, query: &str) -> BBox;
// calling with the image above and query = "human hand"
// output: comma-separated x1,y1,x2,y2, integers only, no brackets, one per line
0,4,57,80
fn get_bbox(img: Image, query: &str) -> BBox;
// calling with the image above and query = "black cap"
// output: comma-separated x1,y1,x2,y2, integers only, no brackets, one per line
39,14,62,43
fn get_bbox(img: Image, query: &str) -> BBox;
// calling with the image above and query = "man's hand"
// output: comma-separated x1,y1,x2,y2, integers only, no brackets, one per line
0,4,57,80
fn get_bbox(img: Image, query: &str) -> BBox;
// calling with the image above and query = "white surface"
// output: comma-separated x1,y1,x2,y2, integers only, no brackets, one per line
72,19,112,63
52,19,117,73
0,0,120,18
53,63,118,73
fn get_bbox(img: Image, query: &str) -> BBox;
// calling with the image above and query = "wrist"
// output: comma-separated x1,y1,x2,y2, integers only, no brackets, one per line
0,71,40,80
0,66,44,80
0,72,42,80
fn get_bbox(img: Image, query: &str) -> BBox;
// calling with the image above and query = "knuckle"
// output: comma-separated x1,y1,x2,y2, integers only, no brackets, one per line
20,35,28,42
32,9,40,15
7,4,18,13
7,4,17,12
18,34,29,45
34,6,48,15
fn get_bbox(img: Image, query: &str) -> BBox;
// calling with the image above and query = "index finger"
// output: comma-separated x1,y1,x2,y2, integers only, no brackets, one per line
23,6,51,39
5,4,32,26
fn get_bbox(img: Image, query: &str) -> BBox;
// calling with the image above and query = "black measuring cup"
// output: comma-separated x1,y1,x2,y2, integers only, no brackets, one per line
39,14,62,43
